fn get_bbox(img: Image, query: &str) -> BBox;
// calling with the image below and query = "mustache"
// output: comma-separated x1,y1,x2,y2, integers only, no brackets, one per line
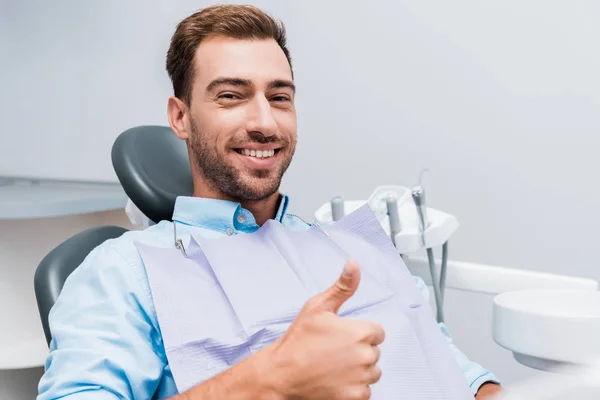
230,132,288,146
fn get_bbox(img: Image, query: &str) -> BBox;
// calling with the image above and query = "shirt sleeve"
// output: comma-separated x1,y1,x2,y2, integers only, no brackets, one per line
37,242,166,400
413,275,501,395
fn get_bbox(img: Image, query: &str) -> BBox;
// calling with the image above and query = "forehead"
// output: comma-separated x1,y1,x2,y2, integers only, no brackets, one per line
193,36,292,87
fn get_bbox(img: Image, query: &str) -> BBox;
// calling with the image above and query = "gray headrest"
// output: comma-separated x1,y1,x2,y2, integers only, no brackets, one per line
111,125,193,223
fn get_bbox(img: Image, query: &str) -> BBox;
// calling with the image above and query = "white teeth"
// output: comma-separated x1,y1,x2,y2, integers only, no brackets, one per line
240,149,275,158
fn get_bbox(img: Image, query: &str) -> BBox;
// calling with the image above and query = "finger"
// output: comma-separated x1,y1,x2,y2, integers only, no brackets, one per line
371,324,385,346
357,345,380,366
360,321,385,346
371,346,380,365
307,260,361,314
366,365,382,384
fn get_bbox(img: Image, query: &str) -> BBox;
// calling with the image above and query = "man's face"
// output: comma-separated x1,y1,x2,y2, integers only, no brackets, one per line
187,36,297,201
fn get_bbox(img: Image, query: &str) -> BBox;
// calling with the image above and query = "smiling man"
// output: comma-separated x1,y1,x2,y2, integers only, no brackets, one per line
37,5,501,400
169,33,298,222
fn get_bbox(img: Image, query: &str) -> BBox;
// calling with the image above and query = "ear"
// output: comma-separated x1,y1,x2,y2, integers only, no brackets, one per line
167,96,191,140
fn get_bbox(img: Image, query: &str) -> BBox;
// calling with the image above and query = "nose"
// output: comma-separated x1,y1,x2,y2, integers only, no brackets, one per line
245,95,278,138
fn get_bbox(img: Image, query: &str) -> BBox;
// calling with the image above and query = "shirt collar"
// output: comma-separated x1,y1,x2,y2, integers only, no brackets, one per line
171,194,290,234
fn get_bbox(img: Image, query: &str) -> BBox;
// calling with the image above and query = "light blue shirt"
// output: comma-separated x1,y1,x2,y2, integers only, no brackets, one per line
37,195,499,399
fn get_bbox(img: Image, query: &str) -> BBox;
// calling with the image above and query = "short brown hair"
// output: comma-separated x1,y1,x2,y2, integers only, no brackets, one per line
166,4,292,105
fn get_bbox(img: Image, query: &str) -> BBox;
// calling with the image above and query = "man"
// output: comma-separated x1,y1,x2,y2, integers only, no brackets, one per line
37,5,501,399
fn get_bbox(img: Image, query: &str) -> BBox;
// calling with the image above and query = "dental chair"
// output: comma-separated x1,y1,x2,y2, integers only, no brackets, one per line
34,225,129,345
34,125,193,344
112,125,193,223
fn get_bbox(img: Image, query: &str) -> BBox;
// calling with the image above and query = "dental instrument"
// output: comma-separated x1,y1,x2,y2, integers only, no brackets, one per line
330,196,345,221
386,196,402,246
411,175,446,323
314,173,455,324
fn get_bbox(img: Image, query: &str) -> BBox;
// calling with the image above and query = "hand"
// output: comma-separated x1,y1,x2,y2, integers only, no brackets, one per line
268,260,385,400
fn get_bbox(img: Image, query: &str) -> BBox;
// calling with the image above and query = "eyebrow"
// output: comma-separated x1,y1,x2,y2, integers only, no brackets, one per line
206,77,252,93
206,77,296,94
268,79,296,94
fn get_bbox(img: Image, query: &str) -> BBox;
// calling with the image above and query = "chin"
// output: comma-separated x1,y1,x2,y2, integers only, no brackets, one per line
229,175,281,201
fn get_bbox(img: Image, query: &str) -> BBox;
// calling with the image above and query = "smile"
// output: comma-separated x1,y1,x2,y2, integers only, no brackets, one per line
235,148,278,158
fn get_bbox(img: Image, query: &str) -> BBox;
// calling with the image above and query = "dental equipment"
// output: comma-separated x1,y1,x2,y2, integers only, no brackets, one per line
314,177,600,375
411,185,428,246
314,174,457,324
330,196,345,221
411,177,446,323
386,196,401,246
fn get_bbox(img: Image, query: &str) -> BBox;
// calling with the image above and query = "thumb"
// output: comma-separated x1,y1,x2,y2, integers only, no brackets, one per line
313,260,361,314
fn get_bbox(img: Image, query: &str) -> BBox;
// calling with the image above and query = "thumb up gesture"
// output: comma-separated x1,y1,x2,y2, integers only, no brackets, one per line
268,260,385,400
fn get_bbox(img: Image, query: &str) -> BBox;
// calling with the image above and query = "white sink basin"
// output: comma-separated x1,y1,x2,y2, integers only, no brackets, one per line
493,289,600,371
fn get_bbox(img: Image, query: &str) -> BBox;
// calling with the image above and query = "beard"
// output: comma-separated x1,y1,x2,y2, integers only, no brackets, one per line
189,118,295,201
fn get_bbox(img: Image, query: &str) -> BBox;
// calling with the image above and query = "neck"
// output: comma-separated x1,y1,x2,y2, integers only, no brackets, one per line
192,178,281,226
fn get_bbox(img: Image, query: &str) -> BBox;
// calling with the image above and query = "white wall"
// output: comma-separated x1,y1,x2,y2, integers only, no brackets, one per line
1,0,599,397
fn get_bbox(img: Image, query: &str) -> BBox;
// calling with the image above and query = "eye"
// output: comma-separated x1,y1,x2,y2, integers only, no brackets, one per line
218,92,242,101
270,95,291,103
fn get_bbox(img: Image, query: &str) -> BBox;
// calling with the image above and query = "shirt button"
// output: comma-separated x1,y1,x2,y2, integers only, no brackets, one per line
226,228,234,236
237,214,246,223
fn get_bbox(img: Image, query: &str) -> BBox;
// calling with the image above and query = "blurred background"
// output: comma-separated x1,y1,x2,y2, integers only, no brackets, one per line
1,0,599,398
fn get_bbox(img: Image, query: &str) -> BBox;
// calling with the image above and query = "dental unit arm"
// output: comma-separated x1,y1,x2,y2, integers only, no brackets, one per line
314,184,457,323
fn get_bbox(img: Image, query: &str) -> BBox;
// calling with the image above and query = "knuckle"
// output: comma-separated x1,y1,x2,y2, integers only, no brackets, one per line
372,346,381,363
334,280,353,296
361,321,383,342
378,326,385,340
370,365,382,383
358,346,377,365
370,322,385,343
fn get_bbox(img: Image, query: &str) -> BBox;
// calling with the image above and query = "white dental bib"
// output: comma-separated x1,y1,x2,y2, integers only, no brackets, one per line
135,206,473,399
